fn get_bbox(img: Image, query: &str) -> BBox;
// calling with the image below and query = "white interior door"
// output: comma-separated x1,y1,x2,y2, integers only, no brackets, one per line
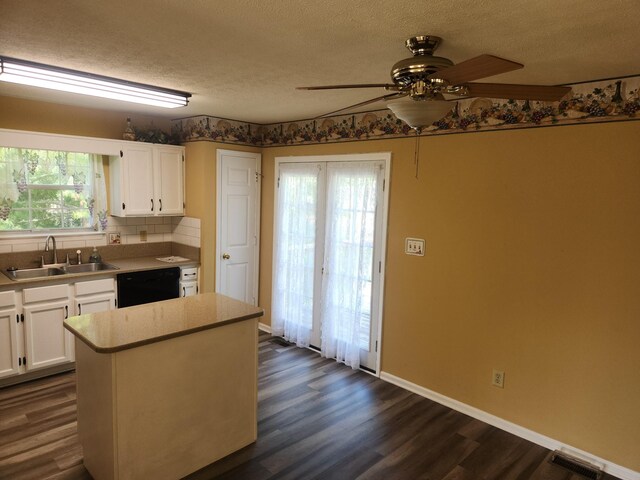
216,149,261,305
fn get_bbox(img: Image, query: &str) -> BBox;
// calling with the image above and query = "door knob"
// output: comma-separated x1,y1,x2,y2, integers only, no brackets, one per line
222,253,230,260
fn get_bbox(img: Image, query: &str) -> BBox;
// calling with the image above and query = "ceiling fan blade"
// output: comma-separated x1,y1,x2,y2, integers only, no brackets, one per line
463,82,571,101
297,83,398,90
428,54,524,84
318,92,408,118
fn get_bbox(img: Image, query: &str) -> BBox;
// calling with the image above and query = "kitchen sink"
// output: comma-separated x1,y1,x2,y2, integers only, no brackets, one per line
62,262,119,274
4,266,66,280
4,262,119,280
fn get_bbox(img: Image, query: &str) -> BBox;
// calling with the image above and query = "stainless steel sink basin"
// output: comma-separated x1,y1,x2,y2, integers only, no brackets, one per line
62,262,119,274
4,262,119,280
4,266,66,280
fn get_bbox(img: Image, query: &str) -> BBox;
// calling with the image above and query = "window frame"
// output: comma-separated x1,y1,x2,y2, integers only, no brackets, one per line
0,128,122,238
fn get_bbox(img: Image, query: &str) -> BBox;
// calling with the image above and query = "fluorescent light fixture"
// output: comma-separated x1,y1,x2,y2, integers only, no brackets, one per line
0,56,191,108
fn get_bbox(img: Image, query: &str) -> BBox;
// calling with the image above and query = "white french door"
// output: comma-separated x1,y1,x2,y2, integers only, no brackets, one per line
272,154,389,372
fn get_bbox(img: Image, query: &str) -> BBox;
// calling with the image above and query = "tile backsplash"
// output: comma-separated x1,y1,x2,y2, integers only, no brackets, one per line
0,216,201,253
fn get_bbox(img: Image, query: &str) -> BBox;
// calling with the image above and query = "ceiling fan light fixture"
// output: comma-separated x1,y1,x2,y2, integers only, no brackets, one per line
387,96,455,131
0,56,191,108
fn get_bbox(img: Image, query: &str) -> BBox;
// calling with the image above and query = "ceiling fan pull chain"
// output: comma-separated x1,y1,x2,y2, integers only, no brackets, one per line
414,129,421,179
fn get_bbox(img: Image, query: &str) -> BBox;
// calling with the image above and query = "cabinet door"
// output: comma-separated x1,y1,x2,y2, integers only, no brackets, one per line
23,300,73,370
76,293,116,315
0,309,20,378
122,146,155,215
180,281,198,297
155,147,184,215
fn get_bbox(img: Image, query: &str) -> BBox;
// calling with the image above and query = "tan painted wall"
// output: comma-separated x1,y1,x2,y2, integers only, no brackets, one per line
2,93,639,471
259,122,640,471
0,96,171,139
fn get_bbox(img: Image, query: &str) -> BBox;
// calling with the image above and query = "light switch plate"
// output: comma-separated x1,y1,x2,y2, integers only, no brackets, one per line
405,237,425,256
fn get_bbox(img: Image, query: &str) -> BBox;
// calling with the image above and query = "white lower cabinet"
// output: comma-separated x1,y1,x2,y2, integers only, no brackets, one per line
74,278,117,315
180,266,199,297
0,277,117,382
0,291,20,379
22,284,73,370
23,299,73,369
181,282,198,297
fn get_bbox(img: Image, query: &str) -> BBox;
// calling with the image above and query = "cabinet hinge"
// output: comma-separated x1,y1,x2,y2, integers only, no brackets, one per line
122,202,126,210
20,313,24,322
383,179,386,191
120,150,123,158
277,176,280,188
375,340,378,352
378,261,381,273
16,314,19,324
23,356,26,365
18,357,21,366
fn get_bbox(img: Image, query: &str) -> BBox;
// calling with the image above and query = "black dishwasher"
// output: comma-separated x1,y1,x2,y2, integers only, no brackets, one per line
117,267,180,308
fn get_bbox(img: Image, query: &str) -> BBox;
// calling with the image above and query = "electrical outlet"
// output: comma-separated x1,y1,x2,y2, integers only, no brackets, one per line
492,369,505,388
139,230,148,242
405,237,425,256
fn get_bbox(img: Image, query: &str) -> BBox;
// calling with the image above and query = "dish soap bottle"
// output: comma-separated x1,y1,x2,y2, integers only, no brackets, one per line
89,247,102,263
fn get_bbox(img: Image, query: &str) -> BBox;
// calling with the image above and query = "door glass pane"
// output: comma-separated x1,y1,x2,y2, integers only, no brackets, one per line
321,162,380,368
272,163,321,345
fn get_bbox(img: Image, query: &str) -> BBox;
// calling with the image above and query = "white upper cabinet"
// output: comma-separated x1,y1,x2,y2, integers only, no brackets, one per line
154,146,185,215
110,143,184,217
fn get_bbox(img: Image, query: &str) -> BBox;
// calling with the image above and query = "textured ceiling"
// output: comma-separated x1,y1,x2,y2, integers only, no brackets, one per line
1,0,639,124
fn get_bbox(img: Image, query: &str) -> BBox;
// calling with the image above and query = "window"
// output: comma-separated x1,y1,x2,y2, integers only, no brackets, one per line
0,147,107,232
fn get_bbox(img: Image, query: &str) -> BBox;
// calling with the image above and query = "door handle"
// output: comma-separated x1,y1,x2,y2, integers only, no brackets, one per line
222,253,230,260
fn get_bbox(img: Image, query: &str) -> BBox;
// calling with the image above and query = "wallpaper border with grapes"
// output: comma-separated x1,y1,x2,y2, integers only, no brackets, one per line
170,75,640,147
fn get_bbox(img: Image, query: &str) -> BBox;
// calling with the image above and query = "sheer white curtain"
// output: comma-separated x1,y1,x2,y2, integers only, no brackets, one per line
91,154,108,231
271,163,321,346
321,162,380,369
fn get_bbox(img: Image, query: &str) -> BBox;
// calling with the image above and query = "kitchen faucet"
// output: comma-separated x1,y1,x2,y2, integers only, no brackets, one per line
43,235,58,265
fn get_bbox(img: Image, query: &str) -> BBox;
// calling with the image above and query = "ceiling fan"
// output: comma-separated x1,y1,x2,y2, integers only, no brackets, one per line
298,35,571,131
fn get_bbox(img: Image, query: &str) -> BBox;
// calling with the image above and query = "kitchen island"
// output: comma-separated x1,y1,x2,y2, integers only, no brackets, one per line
64,293,263,480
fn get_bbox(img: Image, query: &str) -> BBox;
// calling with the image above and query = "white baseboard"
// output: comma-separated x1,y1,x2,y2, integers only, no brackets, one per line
379,371,639,480
258,322,272,333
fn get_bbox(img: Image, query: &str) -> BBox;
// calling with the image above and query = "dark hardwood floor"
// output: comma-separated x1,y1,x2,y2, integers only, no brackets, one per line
0,331,621,480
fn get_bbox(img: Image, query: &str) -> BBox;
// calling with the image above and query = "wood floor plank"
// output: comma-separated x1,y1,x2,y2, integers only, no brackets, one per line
0,333,624,480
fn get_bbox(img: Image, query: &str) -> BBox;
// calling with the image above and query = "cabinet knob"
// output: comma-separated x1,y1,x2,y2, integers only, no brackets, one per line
222,253,230,260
